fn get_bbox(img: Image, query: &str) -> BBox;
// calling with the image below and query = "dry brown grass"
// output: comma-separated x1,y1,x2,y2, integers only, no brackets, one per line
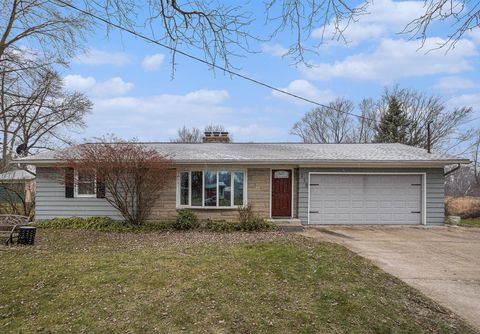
445,196,480,218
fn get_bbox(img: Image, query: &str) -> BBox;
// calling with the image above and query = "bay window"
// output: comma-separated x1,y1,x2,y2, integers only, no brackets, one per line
178,170,245,208
191,171,203,206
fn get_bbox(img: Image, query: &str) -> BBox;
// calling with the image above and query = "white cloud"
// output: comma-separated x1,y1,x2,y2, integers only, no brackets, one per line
272,79,336,104
447,93,480,111
467,29,480,44
85,89,233,140
433,76,478,93
74,49,130,66
183,89,229,104
141,53,165,71
63,74,96,91
64,75,134,97
94,89,229,113
314,0,426,45
261,44,288,57
226,124,285,139
95,77,134,96
302,37,477,82
446,93,480,128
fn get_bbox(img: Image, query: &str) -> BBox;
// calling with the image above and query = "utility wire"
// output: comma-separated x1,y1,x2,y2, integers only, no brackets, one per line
52,0,377,123
52,0,480,128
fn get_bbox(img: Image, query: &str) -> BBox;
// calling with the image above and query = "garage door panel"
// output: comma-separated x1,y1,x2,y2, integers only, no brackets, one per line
309,174,422,225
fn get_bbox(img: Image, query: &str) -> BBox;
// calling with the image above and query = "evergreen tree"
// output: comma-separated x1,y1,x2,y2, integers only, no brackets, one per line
374,97,409,143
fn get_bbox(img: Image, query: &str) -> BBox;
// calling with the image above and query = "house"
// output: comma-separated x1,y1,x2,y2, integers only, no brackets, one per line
14,132,469,225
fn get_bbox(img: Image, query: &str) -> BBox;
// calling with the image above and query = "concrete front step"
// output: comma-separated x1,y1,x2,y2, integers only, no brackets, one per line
268,218,304,232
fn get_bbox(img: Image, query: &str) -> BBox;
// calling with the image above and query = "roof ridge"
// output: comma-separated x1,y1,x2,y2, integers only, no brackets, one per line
80,141,405,145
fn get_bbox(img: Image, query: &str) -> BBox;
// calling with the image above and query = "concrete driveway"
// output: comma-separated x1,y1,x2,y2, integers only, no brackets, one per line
302,226,480,330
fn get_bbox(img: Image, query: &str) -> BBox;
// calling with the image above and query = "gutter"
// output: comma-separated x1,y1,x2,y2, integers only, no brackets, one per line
13,158,471,167
444,163,462,177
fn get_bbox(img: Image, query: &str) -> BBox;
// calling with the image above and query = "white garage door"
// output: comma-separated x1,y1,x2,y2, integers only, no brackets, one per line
308,174,422,225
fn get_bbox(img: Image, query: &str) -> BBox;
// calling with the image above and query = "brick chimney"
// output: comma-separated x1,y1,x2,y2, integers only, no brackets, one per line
203,131,230,143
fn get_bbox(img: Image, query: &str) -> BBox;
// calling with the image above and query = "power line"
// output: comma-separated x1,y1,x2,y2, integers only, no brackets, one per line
52,0,377,123
466,115,480,123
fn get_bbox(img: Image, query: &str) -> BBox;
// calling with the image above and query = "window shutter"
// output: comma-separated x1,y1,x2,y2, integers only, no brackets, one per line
96,176,105,198
65,168,74,198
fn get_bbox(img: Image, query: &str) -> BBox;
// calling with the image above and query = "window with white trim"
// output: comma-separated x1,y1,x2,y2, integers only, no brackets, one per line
74,170,96,197
178,170,245,207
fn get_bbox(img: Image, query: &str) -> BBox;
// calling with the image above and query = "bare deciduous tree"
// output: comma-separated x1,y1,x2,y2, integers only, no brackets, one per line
171,124,233,143
204,124,228,133
473,131,480,185
379,87,474,152
170,126,202,143
354,98,377,143
402,0,480,51
445,131,480,197
0,0,89,70
0,182,35,219
291,87,474,151
0,0,91,171
263,0,367,64
0,60,92,170
76,0,480,67
291,98,358,143
3,0,476,71
59,137,173,225
445,165,480,197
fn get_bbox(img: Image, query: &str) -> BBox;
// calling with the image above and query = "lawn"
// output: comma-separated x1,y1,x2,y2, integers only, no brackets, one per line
459,218,480,227
0,229,474,333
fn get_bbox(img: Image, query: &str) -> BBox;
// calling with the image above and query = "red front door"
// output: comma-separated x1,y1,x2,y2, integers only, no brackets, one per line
271,170,292,217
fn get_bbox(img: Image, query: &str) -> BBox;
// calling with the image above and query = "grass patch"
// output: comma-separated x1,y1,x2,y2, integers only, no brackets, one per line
459,218,480,227
0,230,474,333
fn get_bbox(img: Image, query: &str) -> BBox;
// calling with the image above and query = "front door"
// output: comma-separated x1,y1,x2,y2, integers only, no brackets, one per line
271,170,292,217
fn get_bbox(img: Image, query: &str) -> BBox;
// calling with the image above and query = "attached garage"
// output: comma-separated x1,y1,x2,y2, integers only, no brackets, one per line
308,173,425,225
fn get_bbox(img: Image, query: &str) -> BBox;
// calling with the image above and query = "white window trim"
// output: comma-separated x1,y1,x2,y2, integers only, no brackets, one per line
176,169,247,209
74,169,97,198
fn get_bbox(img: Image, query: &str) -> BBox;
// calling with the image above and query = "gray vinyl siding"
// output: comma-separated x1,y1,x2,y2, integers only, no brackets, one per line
298,168,445,226
35,167,122,220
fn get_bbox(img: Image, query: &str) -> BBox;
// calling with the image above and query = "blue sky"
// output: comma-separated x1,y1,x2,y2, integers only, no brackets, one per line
62,0,480,143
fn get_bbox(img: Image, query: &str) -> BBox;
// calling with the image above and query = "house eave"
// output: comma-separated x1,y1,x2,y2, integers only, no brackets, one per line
13,158,471,168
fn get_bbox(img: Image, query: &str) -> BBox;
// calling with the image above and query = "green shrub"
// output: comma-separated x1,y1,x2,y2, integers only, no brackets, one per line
174,209,199,230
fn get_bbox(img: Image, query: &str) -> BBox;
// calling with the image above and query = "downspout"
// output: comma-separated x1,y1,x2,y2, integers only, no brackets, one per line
444,164,461,177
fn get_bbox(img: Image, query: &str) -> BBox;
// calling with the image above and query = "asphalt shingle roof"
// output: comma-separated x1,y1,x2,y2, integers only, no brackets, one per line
15,142,468,165
0,170,35,180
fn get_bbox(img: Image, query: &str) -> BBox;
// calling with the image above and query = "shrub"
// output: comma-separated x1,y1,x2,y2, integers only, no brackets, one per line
34,217,173,232
203,219,237,232
463,202,480,219
33,209,277,233
202,218,277,232
445,196,480,219
174,209,199,230
238,204,256,225
237,204,277,232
